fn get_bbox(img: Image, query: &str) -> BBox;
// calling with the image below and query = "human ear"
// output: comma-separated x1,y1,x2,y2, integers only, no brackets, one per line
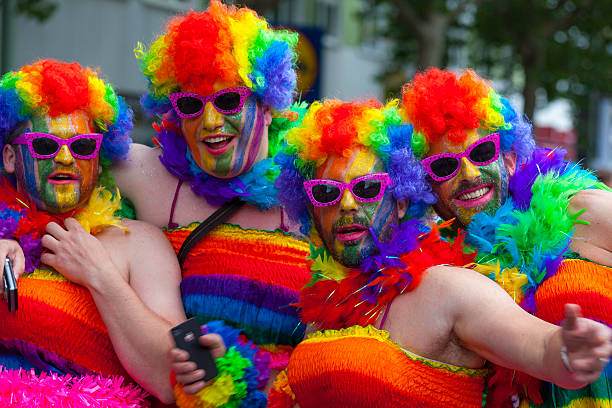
2,144,17,173
397,199,408,219
502,151,517,176
263,105,272,127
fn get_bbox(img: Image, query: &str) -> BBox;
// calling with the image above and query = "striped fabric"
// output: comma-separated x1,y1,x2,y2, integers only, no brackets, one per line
285,326,487,408
164,223,311,348
0,268,130,378
533,259,612,408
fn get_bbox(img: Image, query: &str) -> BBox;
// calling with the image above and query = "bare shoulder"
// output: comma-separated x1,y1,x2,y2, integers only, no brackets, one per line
570,188,612,214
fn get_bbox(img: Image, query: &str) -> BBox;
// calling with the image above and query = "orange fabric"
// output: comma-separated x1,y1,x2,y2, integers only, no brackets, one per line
0,269,130,378
535,259,612,324
286,327,486,408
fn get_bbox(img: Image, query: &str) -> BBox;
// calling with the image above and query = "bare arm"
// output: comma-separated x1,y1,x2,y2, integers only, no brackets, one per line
41,218,186,404
569,189,612,267
439,266,612,388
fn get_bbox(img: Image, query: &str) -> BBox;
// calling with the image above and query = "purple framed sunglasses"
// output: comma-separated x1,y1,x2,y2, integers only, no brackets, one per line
168,86,253,118
421,133,500,182
12,132,103,160
303,173,392,207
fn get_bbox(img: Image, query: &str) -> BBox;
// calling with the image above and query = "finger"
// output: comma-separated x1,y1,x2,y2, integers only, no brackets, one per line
199,333,223,348
182,380,206,395
176,369,205,386
563,304,582,332
64,217,85,232
172,360,198,374
45,222,68,239
40,252,57,269
9,246,26,278
168,347,190,363
41,234,59,252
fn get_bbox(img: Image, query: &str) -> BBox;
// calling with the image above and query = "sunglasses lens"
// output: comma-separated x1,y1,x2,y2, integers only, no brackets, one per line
214,92,242,112
311,184,341,204
469,140,496,164
430,157,459,179
71,138,98,157
353,179,383,200
176,97,204,115
31,137,59,156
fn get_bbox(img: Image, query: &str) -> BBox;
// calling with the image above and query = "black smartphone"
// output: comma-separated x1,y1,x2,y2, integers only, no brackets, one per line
3,258,18,312
170,317,218,382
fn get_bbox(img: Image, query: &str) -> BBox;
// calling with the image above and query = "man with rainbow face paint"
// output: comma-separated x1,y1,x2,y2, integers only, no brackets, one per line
401,68,612,407
268,98,612,408
0,60,187,406
111,1,312,406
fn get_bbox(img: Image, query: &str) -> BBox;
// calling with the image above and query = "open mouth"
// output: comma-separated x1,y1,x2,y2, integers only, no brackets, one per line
453,184,493,207
201,134,235,155
48,172,79,184
335,224,368,244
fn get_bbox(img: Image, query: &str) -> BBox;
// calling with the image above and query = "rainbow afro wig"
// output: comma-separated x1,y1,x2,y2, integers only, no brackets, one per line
136,0,298,116
275,99,436,234
0,59,133,168
401,68,534,164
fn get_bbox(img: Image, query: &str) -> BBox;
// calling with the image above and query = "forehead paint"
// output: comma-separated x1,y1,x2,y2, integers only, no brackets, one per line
16,112,98,213
313,148,396,267
186,95,265,178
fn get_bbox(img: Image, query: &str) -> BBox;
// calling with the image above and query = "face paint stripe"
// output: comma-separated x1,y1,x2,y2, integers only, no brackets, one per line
244,107,264,171
232,99,256,169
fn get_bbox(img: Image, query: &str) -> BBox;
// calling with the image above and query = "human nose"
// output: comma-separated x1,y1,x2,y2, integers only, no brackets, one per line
54,144,74,165
458,156,480,180
202,102,224,130
339,188,358,214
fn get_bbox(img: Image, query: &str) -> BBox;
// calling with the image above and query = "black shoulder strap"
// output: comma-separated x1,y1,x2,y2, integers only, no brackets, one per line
177,197,245,266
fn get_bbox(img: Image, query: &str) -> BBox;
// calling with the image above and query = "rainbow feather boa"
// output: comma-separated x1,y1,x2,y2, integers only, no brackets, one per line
172,321,268,408
465,147,610,312
299,220,475,330
0,177,125,274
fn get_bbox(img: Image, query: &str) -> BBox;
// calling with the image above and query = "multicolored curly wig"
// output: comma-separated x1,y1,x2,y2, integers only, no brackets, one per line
275,99,436,234
0,59,133,168
401,68,534,164
136,0,298,116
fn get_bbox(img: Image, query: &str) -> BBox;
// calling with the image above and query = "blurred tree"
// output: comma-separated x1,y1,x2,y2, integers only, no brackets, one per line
470,0,612,121
0,0,57,21
366,0,484,96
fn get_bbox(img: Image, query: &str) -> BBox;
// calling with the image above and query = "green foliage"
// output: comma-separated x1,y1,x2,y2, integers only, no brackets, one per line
3,0,58,21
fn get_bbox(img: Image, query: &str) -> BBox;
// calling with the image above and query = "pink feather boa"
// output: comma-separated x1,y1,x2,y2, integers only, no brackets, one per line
0,367,149,407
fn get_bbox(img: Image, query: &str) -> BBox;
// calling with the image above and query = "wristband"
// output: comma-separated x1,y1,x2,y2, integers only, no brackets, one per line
560,346,574,373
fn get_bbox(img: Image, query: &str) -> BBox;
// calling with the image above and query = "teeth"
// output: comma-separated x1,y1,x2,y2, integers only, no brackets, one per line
205,136,232,144
457,186,489,201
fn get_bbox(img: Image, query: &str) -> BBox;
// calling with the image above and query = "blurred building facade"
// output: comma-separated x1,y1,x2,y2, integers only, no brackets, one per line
1,0,388,144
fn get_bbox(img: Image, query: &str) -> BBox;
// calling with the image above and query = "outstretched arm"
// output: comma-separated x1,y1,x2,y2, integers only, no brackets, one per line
41,218,186,404
446,266,612,388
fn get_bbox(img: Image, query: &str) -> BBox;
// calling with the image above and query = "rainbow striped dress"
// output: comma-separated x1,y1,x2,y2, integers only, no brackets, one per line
164,223,311,368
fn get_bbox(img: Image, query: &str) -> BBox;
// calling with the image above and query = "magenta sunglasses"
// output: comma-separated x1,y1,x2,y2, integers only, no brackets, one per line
420,133,501,182
303,173,392,207
169,86,253,118
12,132,103,160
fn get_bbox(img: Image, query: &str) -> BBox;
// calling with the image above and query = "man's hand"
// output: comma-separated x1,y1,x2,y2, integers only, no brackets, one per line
40,218,117,288
562,304,612,384
0,239,25,280
169,333,226,394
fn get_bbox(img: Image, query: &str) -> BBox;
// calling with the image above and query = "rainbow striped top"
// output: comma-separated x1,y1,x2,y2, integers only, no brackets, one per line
164,223,311,350
0,267,130,378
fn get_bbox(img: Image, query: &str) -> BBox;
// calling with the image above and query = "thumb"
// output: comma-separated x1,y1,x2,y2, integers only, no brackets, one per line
199,333,226,358
562,304,582,332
